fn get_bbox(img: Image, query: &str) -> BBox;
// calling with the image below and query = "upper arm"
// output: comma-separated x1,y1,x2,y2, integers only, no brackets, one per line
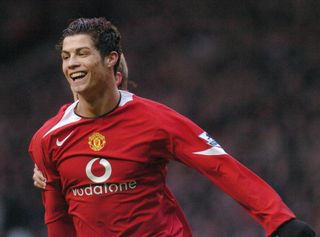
29,132,76,236
157,108,295,235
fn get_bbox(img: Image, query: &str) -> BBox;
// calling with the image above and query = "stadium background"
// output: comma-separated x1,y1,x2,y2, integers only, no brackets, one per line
0,0,319,236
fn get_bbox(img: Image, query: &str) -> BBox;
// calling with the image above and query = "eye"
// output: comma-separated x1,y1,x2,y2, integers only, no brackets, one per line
78,50,90,57
61,53,69,60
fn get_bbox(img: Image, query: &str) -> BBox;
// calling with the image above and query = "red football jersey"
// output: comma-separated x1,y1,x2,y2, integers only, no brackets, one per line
29,90,295,237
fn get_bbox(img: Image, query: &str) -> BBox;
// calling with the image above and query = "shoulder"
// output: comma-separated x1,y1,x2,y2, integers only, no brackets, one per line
120,90,172,113
127,92,176,117
30,103,73,145
128,92,193,126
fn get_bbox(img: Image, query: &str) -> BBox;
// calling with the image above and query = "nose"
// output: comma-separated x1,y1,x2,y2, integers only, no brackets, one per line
67,55,80,69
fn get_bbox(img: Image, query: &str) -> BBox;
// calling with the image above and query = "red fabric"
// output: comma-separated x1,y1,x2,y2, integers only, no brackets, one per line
29,90,295,237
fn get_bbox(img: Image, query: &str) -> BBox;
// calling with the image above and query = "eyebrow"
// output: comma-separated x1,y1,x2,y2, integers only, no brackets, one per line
61,47,91,54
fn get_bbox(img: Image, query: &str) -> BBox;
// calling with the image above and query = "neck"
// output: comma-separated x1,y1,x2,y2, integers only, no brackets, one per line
75,88,120,118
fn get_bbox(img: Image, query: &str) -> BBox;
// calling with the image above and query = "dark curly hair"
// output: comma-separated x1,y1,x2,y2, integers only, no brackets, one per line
57,17,122,73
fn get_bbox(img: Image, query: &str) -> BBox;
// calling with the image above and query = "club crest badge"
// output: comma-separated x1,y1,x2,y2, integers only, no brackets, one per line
88,132,106,151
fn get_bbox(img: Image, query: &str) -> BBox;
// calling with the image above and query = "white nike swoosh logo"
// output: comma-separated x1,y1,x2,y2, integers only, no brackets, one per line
193,146,226,156
56,131,73,146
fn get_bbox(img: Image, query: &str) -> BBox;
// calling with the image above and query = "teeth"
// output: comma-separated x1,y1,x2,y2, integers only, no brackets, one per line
70,72,86,79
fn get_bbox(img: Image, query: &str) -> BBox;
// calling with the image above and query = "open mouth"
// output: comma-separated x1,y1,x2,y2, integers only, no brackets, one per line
70,71,87,81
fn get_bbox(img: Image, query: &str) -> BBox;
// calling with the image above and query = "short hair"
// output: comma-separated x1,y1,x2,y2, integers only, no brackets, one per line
57,17,122,73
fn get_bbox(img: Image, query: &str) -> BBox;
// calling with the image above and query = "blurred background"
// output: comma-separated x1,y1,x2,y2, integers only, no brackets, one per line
0,0,319,236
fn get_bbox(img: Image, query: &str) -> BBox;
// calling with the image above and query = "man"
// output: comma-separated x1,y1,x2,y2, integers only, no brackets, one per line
29,17,315,237
32,53,129,189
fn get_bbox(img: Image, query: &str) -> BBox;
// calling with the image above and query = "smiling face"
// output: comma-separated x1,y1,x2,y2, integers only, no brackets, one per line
61,34,115,98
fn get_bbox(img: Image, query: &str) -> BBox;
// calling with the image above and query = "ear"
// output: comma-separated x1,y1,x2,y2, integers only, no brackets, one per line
105,51,119,68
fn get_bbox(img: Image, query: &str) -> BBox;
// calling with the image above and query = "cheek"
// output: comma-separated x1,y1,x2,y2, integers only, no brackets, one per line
62,64,69,78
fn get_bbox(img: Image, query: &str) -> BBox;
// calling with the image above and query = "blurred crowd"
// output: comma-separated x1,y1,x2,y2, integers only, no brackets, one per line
0,1,319,236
